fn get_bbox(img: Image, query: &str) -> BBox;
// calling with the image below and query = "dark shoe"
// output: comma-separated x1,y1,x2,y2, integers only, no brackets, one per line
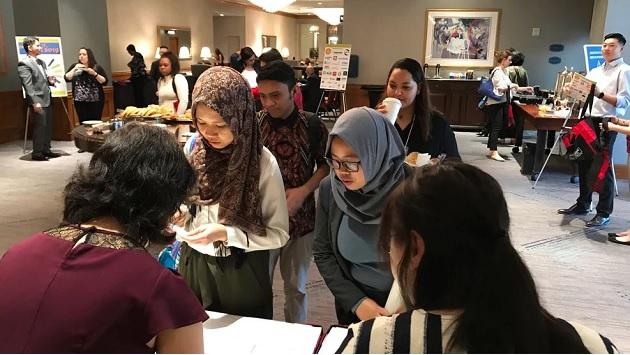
586,214,610,227
31,154,49,161
608,233,630,245
43,151,61,158
557,203,590,215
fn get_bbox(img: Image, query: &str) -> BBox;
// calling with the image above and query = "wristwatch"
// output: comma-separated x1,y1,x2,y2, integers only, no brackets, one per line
597,92,605,99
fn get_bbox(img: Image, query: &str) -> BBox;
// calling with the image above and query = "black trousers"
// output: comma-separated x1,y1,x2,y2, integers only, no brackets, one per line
576,131,617,217
31,104,53,155
130,76,147,107
74,100,104,123
485,103,506,150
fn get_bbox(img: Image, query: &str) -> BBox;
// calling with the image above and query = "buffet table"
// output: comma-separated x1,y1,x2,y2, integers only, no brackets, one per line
72,121,192,153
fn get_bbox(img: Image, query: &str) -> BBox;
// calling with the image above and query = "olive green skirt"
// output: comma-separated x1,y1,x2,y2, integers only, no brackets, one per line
179,244,273,319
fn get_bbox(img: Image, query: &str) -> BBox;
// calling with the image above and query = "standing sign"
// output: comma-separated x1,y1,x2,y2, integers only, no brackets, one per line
584,44,604,73
320,44,351,91
15,36,68,97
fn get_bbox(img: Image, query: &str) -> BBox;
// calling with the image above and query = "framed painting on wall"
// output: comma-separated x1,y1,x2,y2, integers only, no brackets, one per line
423,9,501,67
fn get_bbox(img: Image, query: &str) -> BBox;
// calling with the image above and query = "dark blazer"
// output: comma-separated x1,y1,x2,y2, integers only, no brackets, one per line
17,56,52,107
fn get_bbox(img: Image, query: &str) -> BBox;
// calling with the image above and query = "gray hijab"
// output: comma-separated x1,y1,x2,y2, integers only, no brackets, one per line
327,107,406,224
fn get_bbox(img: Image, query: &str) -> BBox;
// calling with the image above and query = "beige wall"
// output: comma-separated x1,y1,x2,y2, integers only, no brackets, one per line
590,0,608,44
213,16,245,58
296,18,328,61
106,0,214,72
344,0,593,88
243,8,297,57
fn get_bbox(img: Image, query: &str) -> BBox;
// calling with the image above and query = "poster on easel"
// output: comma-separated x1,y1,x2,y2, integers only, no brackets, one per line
567,72,596,102
320,44,351,91
15,36,68,97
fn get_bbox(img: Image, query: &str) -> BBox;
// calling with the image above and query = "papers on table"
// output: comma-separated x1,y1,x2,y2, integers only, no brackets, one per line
318,326,350,354
203,311,322,354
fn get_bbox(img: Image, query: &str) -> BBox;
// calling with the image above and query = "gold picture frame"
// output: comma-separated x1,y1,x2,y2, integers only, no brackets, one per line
423,8,501,67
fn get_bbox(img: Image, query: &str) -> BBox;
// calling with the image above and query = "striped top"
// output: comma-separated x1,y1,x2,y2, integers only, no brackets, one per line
338,309,618,354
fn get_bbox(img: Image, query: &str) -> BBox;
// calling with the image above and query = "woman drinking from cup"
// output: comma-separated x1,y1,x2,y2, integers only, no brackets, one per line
376,58,460,160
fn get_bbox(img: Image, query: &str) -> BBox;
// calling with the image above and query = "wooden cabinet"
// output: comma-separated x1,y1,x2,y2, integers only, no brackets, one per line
427,79,484,128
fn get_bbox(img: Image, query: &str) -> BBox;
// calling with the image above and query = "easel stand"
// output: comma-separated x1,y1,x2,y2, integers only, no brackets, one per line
314,90,347,121
532,101,576,189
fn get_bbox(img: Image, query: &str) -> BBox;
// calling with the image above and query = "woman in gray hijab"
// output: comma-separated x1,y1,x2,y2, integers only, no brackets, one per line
313,107,407,325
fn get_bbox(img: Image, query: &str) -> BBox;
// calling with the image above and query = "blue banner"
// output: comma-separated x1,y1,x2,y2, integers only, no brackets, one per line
584,44,603,73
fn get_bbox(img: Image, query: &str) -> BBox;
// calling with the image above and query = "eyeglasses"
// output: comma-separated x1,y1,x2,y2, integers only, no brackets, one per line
325,157,361,172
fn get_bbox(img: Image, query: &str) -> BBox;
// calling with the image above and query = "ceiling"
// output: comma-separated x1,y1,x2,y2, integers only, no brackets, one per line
213,0,343,16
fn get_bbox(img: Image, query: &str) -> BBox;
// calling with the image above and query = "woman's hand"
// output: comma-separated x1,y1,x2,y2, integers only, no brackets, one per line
355,298,390,321
519,86,534,94
86,67,97,76
179,223,227,245
375,102,388,115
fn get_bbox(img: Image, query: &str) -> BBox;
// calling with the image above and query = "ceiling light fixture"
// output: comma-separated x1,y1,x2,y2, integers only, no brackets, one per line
311,7,344,26
248,0,296,13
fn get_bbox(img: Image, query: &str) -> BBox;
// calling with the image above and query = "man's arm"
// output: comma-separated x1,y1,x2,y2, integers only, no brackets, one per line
17,61,41,106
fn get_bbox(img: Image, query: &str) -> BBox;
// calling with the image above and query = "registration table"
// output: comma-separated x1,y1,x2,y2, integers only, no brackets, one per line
203,311,327,354
72,121,192,153
514,103,580,181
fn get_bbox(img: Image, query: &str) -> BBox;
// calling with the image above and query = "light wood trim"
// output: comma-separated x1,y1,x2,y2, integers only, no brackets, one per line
112,71,130,82
615,164,629,180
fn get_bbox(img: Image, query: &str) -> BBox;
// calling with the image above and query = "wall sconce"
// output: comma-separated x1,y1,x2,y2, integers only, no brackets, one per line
280,47,290,58
200,47,212,60
179,46,191,59
154,47,161,59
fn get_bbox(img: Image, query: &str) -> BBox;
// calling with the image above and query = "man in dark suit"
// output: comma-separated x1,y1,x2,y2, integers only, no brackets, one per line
17,36,60,161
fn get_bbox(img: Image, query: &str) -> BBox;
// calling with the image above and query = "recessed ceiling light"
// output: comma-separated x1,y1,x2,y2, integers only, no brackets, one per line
317,2,322,4
219,13,225,16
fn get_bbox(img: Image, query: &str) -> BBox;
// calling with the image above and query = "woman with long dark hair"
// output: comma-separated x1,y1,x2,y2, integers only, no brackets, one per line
157,51,189,115
64,47,108,123
0,124,207,353
376,58,459,159
338,162,617,353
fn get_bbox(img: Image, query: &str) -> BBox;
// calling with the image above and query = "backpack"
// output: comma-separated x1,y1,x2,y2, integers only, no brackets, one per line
171,74,192,109
561,90,613,192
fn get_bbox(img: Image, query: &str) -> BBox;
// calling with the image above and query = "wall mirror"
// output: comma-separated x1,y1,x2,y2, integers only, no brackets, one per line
157,26,192,60
261,35,277,49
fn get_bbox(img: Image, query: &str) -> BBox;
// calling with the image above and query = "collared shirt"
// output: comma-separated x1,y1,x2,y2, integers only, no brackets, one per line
585,57,630,116
259,107,329,238
28,55,47,78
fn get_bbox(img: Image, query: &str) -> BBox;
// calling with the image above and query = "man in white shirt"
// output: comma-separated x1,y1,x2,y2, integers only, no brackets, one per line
558,33,630,227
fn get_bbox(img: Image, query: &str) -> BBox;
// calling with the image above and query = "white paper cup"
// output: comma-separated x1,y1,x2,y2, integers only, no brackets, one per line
381,97,402,125
416,153,431,166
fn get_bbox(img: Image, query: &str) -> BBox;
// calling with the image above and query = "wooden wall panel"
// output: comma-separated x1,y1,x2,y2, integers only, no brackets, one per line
0,91,26,143
0,86,115,144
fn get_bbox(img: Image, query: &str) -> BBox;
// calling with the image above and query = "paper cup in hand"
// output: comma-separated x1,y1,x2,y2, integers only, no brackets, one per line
382,98,402,125
416,153,431,166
